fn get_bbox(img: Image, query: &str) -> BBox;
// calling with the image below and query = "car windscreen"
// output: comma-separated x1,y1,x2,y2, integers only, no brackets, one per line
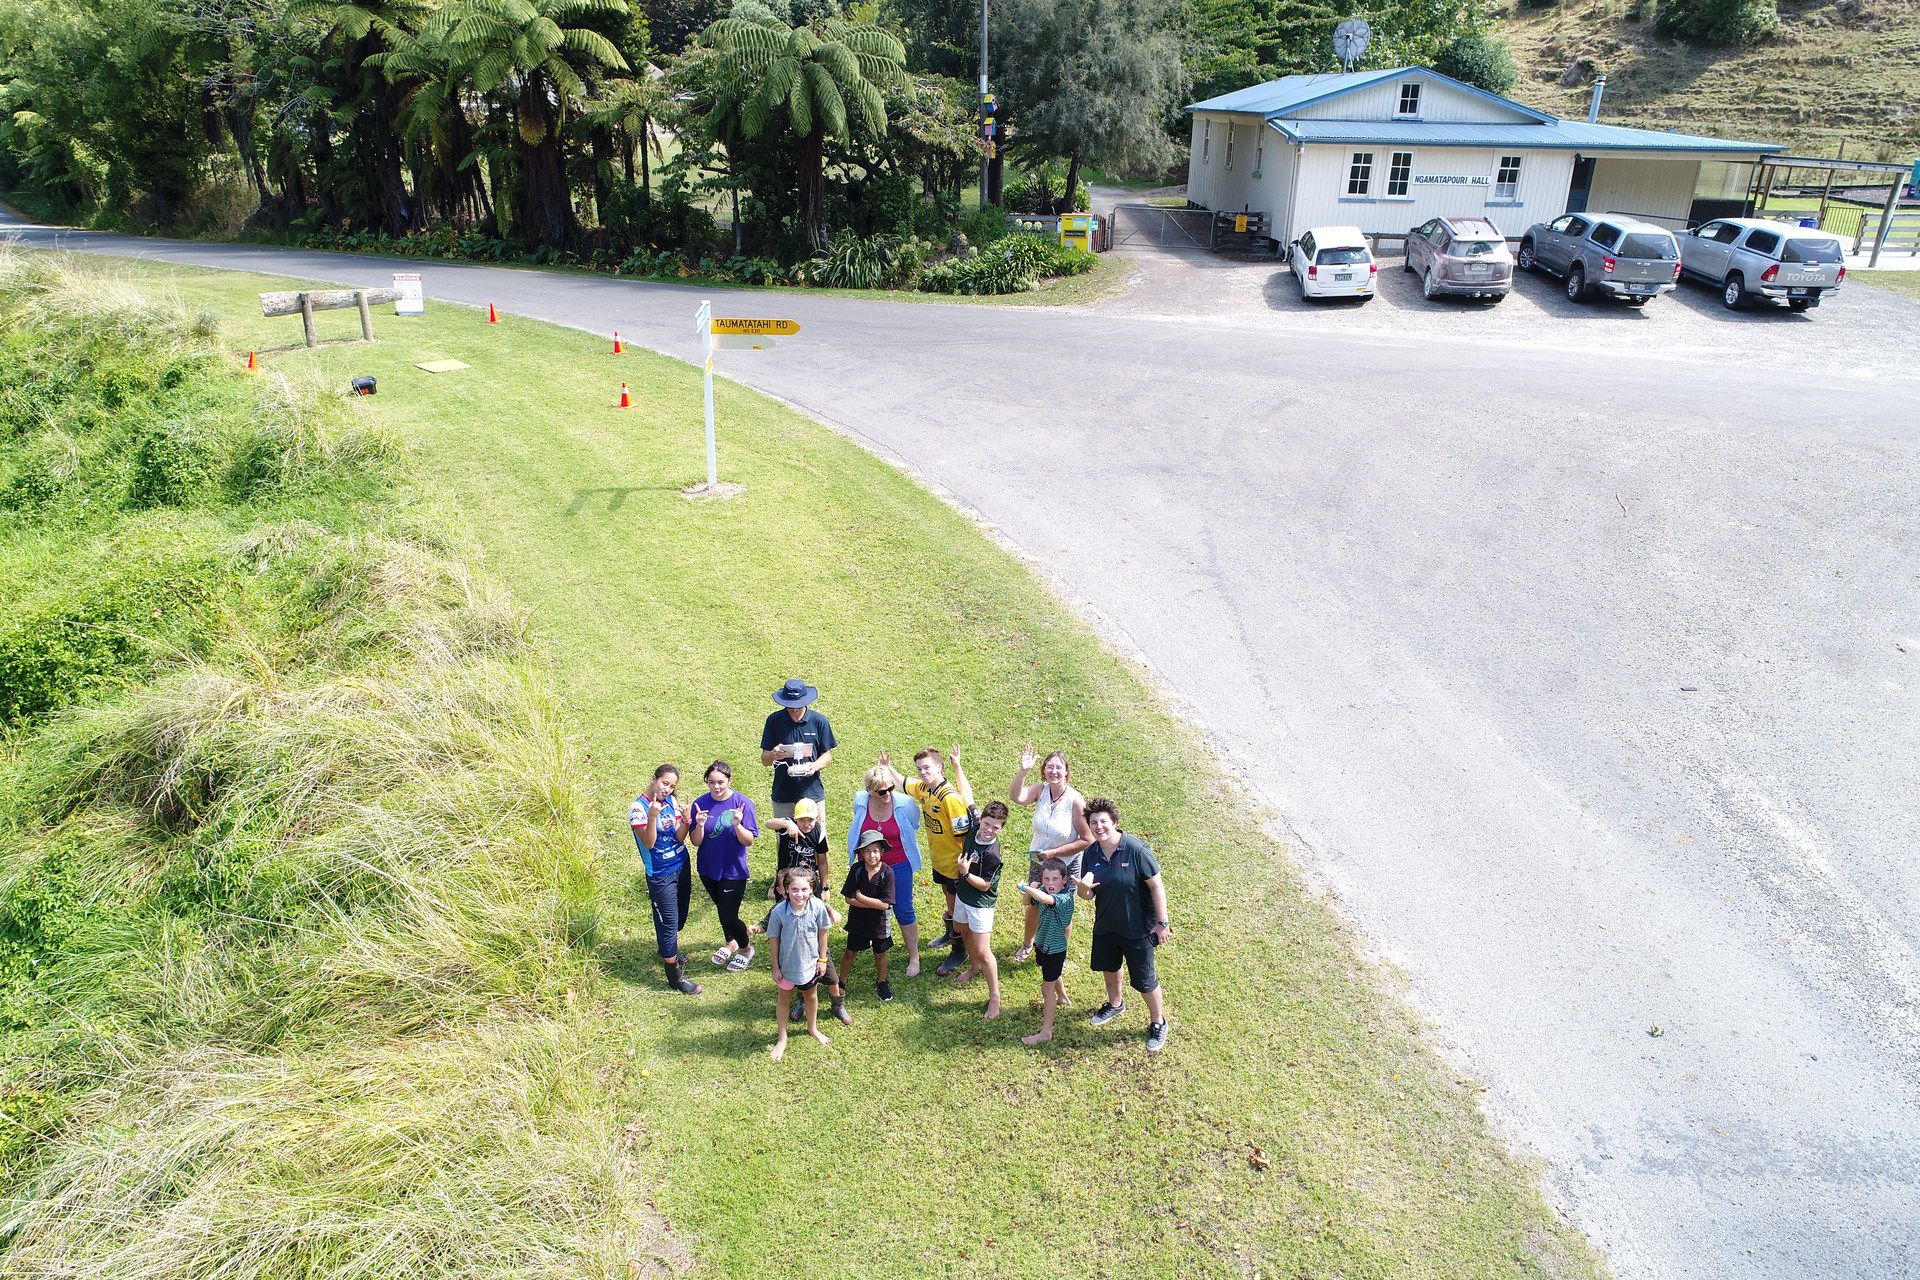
1619,233,1678,260
1315,247,1369,265
1782,237,1843,264
1452,239,1504,257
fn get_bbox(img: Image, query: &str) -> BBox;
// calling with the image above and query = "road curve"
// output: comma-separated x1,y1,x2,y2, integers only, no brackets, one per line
7,210,1917,1280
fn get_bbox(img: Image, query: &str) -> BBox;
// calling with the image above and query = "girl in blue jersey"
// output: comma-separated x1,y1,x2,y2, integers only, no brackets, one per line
630,763,701,994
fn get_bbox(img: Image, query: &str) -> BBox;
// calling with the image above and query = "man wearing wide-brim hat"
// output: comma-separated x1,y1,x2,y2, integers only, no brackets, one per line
761,678,837,828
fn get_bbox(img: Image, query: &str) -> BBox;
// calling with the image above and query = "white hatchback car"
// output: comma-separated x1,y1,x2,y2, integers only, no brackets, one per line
1289,226,1377,301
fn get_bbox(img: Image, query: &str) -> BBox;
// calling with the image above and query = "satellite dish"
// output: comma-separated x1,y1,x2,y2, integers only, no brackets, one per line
1333,19,1371,72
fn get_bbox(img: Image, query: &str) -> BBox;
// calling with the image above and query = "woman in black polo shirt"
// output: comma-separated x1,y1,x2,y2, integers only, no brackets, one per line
1076,797,1172,1053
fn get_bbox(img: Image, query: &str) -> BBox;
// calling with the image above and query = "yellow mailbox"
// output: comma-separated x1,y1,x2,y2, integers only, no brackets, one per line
1060,213,1098,252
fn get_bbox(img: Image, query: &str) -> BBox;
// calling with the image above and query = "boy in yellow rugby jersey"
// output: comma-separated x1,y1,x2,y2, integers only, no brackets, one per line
904,745,976,978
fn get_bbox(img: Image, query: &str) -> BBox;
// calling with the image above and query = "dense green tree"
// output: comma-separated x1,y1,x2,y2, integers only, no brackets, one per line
697,7,906,247
993,0,1186,209
1432,32,1515,93
426,0,631,248
1654,0,1777,46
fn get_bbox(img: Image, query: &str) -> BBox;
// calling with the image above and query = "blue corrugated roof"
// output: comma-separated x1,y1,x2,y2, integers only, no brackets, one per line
1188,66,1556,124
1270,117,1779,154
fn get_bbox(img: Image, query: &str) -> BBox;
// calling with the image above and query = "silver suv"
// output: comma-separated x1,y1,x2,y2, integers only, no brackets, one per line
1518,212,1682,306
1405,216,1513,302
1679,217,1846,312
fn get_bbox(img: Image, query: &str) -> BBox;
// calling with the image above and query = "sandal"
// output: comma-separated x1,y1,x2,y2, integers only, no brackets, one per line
710,946,734,966
727,946,755,973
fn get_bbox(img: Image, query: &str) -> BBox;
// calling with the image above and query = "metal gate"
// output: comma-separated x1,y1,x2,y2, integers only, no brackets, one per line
1109,203,1215,250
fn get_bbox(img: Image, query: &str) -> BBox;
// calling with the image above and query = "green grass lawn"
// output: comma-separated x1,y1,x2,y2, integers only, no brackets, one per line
1854,270,1920,301
88,256,1604,1280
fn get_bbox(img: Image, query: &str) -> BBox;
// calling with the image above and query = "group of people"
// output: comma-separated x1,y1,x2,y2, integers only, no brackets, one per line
628,678,1174,1057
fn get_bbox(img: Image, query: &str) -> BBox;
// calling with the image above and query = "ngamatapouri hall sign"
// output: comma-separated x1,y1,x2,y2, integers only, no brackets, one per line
1184,66,1781,245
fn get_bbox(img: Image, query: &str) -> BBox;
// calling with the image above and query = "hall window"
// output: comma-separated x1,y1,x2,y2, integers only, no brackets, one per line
1387,151,1413,197
1203,120,1211,162
1495,155,1523,200
1225,122,1236,169
1255,133,1264,176
1398,83,1422,116
1347,151,1374,196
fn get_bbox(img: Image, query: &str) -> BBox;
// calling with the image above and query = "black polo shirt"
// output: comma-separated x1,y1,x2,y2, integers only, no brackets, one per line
1082,833,1160,940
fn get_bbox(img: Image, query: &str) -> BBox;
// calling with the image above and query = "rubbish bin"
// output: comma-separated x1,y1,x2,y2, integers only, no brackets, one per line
1798,217,1819,228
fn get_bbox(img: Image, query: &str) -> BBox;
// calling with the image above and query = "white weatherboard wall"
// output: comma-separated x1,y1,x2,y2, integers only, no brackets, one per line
1189,112,1299,232
1290,77,1538,125
1288,145,1575,240
1584,155,1709,226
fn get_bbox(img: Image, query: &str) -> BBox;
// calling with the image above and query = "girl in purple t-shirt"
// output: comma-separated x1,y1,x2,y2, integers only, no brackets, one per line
690,759,759,971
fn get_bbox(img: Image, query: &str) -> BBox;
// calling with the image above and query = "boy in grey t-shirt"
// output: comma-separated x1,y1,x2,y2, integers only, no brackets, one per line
765,867,834,1061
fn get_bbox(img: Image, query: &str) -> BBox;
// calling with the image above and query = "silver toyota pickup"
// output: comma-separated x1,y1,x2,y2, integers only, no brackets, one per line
1517,212,1683,306
1678,217,1847,312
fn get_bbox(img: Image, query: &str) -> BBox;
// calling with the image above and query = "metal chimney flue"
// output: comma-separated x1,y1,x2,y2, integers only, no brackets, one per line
1588,74,1607,124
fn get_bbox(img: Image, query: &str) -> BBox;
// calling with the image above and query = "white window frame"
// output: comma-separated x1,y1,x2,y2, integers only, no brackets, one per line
1254,131,1264,177
1397,83,1422,117
1347,151,1374,197
1494,155,1522,200
1203,119,1211,162
1386,151,1413,198
1225,122,1236,170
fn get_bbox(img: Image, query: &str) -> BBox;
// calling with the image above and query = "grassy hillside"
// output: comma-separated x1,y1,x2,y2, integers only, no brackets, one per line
0,252,665,1276
1499,0,1920,157
88,256,1612,1280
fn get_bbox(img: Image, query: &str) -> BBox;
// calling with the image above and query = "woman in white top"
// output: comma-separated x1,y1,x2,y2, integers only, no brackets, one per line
1007,745,1093,965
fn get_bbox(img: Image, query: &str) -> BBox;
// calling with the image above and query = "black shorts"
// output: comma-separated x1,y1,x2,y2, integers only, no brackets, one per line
930,869,958,892
844,933,893,954
1037,948,1067,981
1089,932,1159,994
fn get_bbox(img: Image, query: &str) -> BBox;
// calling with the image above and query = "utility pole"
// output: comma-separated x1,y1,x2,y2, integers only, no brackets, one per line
979,0,991,209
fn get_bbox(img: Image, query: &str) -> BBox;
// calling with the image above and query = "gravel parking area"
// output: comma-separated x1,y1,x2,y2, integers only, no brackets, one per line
1099,241,1920,382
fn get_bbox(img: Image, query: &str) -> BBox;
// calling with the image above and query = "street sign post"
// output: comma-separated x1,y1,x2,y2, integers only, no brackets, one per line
691,303,801,491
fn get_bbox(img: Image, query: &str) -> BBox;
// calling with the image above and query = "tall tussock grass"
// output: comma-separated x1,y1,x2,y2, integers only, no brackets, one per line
0,253,657,1277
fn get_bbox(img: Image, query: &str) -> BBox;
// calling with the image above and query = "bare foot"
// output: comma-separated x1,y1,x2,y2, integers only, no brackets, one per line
770,1038,788,1062
983,1002,1001,1020
1022,1030,1052,1046
809,1028,831,1046
905,956,921,977
955,969,977,985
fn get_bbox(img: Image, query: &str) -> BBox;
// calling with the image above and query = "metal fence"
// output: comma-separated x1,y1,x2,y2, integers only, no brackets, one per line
1108,203,1215,250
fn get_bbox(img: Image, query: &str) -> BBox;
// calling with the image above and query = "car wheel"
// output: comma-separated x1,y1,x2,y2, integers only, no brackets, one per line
1422,268,1439,301
1402,253,1415,274
1566,266,1587,303
1788,299,1813,313
1517,241,1536,272
1722,274,1749,310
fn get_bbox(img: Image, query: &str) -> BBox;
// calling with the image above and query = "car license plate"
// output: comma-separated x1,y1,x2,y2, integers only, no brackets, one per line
1789,287,1814,297
1335,272,1352,281
1468,265,1489,276
1626,284,1651,294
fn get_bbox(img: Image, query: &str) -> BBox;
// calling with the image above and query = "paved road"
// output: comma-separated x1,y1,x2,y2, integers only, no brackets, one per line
8,211,1918,1280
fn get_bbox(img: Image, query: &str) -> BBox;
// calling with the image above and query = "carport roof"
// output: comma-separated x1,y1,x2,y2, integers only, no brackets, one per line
1268,117,1781,155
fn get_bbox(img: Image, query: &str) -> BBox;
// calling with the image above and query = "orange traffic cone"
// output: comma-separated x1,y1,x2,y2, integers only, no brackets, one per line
246,350,257,373
612,330,624,354
487,302,499,324
618,382,631,408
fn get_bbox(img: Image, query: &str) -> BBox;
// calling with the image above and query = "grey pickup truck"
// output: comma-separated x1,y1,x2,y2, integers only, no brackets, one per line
1678,217,1847,312
1517,212,1683,306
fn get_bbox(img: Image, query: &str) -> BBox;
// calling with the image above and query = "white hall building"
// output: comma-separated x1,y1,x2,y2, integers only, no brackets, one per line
1184,66,1780,246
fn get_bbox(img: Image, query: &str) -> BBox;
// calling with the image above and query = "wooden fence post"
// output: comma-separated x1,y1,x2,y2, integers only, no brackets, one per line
356,289,373,342
299,292,316,348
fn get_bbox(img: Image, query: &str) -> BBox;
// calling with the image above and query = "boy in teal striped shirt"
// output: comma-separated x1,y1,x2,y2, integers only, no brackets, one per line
1018,857,1075,1045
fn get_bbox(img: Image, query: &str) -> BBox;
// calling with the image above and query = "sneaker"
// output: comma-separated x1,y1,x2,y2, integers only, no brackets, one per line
1090,1000,1126,1027
1146,1020,1169,1053
727,946,754,973
877,980,894,1003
